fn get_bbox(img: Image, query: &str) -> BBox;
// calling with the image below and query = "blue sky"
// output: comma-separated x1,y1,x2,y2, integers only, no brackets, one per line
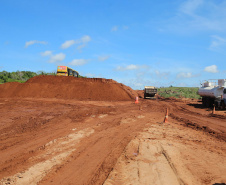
0,0,226,89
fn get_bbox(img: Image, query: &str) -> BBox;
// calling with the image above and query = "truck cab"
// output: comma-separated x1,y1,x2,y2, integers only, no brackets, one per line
144,86,157,99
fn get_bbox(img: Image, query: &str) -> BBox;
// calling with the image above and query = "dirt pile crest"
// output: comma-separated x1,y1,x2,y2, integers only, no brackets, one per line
0,75,137,101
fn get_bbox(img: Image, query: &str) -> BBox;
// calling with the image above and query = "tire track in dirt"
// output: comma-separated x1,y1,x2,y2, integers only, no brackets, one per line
0,128,94,185
104,138,182,185
170,113,226,141
0,98,116,181
0,96,225,185
38,111,149,185
155,100,226,141
104,122,226,185
160,145,185,185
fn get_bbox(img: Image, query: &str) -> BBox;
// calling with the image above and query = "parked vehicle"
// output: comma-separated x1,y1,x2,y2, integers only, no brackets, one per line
144,86,157,99
198,79,226,109
57,66,79,77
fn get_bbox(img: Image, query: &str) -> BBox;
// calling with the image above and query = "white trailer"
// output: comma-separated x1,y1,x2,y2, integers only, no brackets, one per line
198,79,226,108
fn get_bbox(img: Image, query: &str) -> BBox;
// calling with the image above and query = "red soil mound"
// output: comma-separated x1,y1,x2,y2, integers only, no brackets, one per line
0,76,137,101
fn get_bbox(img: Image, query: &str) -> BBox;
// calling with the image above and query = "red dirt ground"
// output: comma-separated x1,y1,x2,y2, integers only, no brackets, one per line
0,76,225,185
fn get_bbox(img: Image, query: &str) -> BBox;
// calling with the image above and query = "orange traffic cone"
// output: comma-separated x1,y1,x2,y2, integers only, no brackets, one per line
135,97,139,104
212,105,215,114
164,108,169,123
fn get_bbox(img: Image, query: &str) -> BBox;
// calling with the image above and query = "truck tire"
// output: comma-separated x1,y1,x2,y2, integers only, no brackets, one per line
214,100,218,108
206,98,213,108
222,101,226,109
206,99,210,107
202,97,206,106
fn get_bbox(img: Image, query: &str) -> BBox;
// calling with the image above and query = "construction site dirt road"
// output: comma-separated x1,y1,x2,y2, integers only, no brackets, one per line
0,76,225,185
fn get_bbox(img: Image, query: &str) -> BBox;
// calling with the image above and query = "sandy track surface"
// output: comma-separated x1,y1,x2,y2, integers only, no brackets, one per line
0,97,225,185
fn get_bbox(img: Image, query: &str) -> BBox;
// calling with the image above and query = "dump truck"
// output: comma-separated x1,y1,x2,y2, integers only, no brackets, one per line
57,66,79,77
144,86,157,99
198,79,226,109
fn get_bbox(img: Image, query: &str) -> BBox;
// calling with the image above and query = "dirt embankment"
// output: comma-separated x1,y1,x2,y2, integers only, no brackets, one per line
0,76,138,101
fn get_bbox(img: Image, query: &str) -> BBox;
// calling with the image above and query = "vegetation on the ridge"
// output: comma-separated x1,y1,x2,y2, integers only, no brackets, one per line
157,87,201,99
0,70,85,84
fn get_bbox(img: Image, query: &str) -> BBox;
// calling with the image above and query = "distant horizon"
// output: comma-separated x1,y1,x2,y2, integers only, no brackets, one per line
0,69,204,89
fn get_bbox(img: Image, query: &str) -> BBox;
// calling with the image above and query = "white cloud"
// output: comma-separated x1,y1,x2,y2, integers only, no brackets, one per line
116,64,150,71
155,70,170,79
180,0,203,16
165,0,226,33
123,26,129,30
209,35,226,51
49,53,65,63
111,25,129,32
126,64,139,70
69,59,89,66
80,35,91,43
76,35,91,51
98,55,110,61
115,66,124,71
25,40,48,48
61,40,76,49
111,26,118,32
77,43,86,50
41,50,52,56
61,35,91,51
177,72,193,78
116,64,140,71
204,65,219,73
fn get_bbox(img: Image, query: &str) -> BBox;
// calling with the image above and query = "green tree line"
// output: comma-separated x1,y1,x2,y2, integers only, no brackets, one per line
0,71,56,83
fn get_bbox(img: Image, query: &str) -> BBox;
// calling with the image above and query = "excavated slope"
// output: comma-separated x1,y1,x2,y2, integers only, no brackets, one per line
0,76,137,101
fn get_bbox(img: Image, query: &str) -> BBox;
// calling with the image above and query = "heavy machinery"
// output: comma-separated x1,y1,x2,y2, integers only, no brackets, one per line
198,79,226,109
144,86,157,99
57,66,79,77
